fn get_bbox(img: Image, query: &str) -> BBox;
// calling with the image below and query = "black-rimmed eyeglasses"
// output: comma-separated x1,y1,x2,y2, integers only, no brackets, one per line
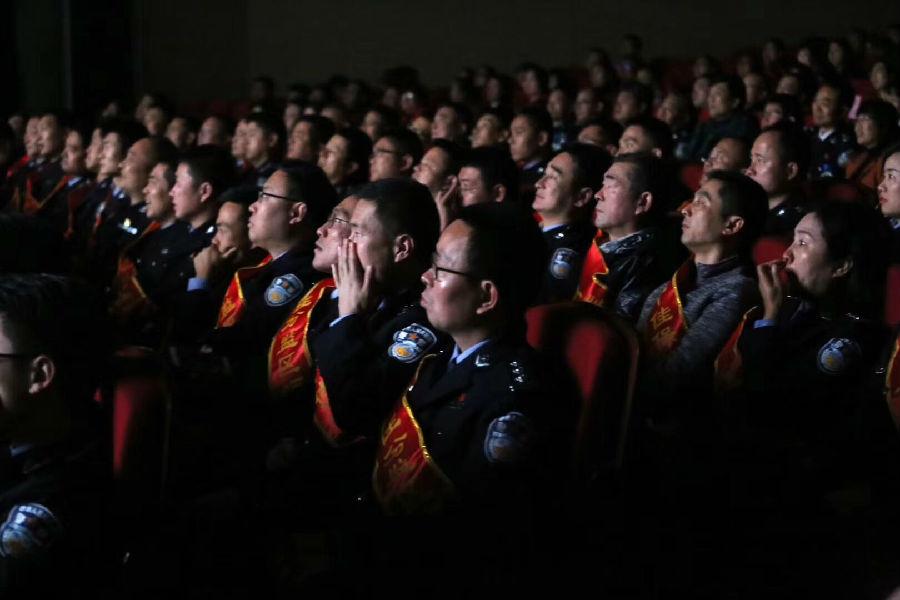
256,188,298,202
429,253,480,280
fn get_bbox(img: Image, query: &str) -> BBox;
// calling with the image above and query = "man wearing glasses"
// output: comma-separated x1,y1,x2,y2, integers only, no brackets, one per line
364,203,550,594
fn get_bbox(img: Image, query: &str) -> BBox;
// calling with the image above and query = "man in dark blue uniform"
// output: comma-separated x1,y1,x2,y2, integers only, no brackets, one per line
0,274,110,596
533,142,611,302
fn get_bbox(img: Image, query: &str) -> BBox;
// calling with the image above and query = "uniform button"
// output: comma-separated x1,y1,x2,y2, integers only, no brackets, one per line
355,495,365,503
436,431,444,437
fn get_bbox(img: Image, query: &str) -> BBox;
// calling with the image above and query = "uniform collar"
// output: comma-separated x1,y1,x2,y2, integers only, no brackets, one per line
450,338,493,365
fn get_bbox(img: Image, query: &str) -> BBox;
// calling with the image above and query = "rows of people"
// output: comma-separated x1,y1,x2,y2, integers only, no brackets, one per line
1,24,900,597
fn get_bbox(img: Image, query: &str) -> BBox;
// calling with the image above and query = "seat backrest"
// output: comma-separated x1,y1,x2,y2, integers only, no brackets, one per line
526,302,639,482
886,265,900,328
679,162,704,193
752,235,790,266
108,348,171,506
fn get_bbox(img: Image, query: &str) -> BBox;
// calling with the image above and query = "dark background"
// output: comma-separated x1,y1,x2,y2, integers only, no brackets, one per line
5,0,900,116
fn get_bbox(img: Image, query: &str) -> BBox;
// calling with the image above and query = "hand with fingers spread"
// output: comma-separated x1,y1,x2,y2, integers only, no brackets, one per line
193,244,239,282
333,238,376,317
435,175,461,231
757,259,787,320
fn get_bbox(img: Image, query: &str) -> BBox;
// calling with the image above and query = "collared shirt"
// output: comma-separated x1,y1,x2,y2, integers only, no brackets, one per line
450,338,493,366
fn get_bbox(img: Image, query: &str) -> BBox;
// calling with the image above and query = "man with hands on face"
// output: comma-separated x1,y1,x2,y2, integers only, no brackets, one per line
312,179,443,438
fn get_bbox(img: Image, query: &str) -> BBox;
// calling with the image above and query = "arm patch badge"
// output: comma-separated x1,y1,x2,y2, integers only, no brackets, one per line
388,323,437,363
265,274,304,307
817,337,861,375
484,411,533,464
0,503,63,558
550,248,577,280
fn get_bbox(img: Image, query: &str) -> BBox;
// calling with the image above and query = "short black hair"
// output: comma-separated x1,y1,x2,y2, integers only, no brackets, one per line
295,115,336,149
709,75,746,108
180,144,237,198
612,152,671,223
760,121,811,179
624,116,674,158
560,142,612,192
515,106,554,136
245,112,286,158
617,81,654,112
335,127,373,184
0,274,108,404
379,128,424,165
579,117,624,146
281,162,339,229
705,170,768,252
478,106,514,130
460,146,519,203
455,202,547,320
101,118,148,154
435,102,474,134
765,93,802,124
354,178,440,269
144,135,179,171
428,139,465,176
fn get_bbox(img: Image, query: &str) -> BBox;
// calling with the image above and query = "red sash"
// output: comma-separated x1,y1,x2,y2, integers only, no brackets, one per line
23,174,70,216
63,183,92,241
110,221,162,321
713,306,762,393
644,260,695,358
5,155,29,180
216,255,273,328
574,230,609,305
885,334,900,429
268,278,335,395
373,355,456,515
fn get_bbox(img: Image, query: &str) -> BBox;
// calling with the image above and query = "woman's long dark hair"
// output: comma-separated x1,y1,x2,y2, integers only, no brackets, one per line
811,200,891,319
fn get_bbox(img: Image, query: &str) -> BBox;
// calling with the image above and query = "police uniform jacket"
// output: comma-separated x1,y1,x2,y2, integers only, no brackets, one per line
539,220,594,304
35,175,94,236
209,245,323,357
763,190,807,237
312,287,445,439
807,124,855,179
400,335,545,512
0,432,109,597
733,297,889,506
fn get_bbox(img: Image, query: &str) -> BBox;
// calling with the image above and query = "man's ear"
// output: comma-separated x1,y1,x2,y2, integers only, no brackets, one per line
475,280,500,315
394,233,415,263
28,355,55,395
574,186,594,208
722,214,745,237
346,160,359,177
266,132,279,151
289,201,308,225
537,131,550,149
400,154,415,173
492,184,508,203
497,129,510,143
198,181,214,204
635,191,653,216
786,161,800,182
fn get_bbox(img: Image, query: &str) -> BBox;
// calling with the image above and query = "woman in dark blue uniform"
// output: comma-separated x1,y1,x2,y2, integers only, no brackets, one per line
725,201,892,597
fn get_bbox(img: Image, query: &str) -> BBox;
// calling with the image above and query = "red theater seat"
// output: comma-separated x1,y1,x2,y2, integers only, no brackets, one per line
679,162,704,193
886,265,900,327
752,235,790,266
526,302,639,482
108,347,171,506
